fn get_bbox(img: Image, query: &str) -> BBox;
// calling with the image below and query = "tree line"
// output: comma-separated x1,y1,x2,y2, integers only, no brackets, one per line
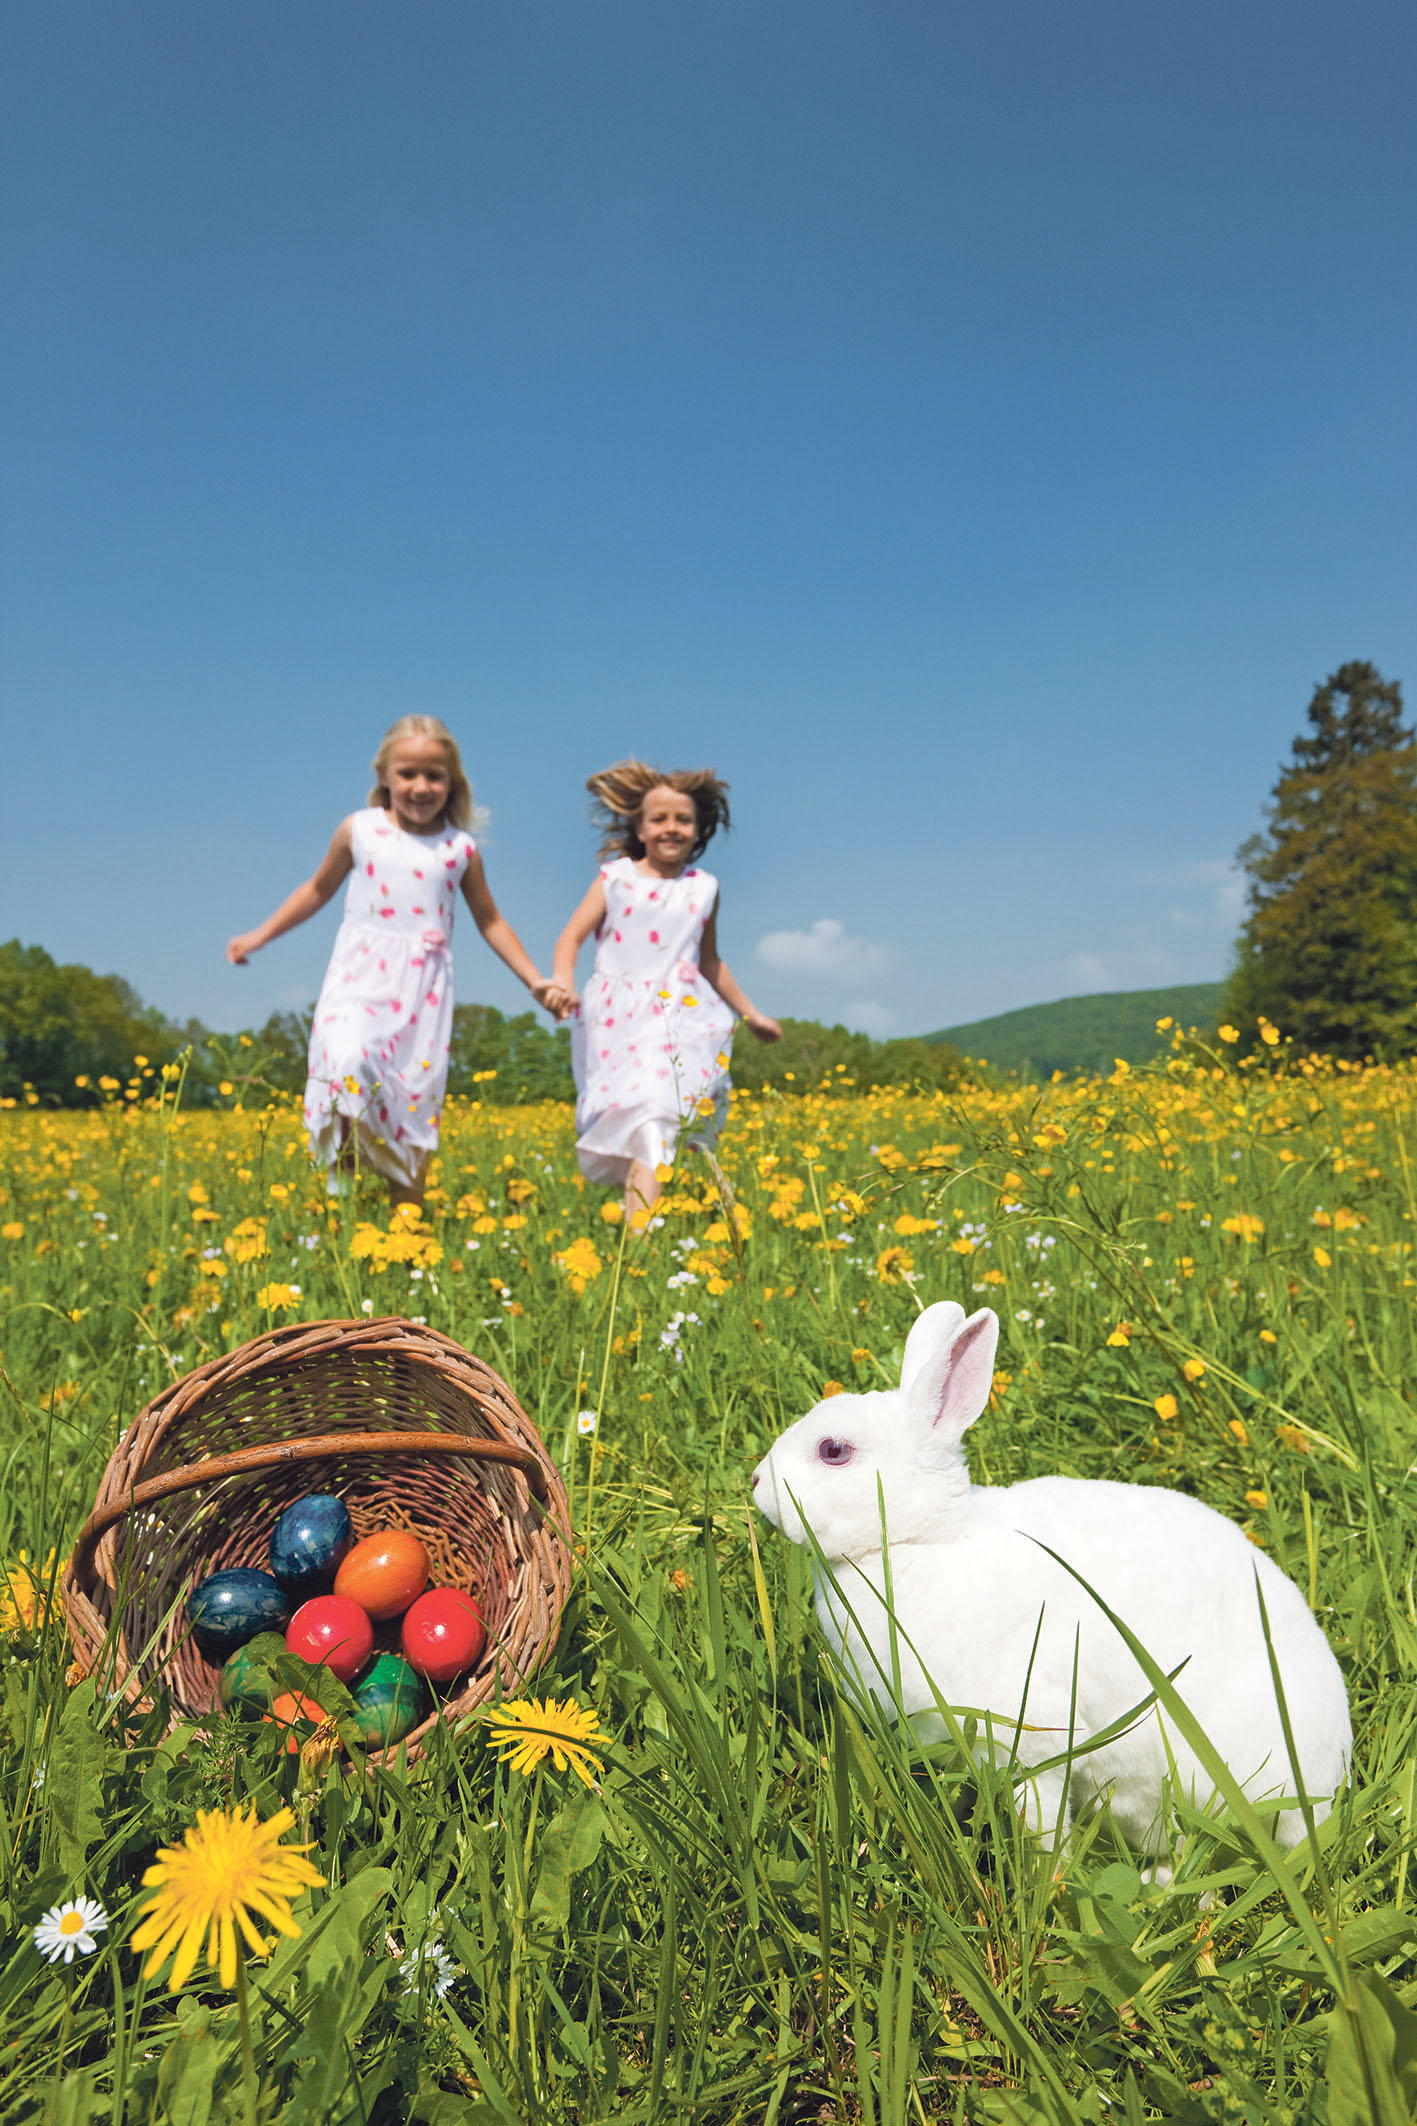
0,945,966,1107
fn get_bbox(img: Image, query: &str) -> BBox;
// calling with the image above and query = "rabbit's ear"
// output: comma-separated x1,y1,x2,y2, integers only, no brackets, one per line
906,1307,999,1443
899,1302,967,1396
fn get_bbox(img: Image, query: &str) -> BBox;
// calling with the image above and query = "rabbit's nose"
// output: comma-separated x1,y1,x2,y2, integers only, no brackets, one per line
751,1468,760,1488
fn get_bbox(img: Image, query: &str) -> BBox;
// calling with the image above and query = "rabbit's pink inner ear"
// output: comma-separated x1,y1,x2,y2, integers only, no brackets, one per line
928,1310,999,1436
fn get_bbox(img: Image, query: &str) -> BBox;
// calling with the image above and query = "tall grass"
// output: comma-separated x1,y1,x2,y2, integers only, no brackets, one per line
0,1041,1414,2120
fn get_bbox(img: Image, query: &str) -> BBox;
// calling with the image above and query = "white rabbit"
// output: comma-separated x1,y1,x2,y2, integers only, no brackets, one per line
752,1303,1351,1860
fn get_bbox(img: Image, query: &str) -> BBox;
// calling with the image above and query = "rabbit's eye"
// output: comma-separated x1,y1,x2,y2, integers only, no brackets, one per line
817,1437,854,1466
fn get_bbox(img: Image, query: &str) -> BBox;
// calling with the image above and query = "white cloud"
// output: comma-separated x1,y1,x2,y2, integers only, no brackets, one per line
1061,952,1120,992
1133,858,1245,923
842,1000,898,1036
754,918,898,982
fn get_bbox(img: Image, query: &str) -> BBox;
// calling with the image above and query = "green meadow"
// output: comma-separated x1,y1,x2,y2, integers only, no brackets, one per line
0,1041,1413,2122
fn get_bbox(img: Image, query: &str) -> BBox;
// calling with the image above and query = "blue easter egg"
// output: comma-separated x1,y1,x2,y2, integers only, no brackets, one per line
350,1652,426,1748
189,1569,289,1660
269,1493,353,1598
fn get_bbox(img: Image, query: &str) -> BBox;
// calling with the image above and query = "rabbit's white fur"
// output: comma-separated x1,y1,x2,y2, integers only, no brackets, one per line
753,1304,1351,1856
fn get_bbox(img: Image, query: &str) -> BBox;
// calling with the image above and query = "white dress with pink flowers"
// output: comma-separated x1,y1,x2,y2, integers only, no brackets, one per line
571,857,737,1186
304,808,475,1189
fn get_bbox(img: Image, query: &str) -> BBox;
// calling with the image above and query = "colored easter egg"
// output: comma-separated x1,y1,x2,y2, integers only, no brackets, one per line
264,1689,325,1754
333,1529,429,1622
189,1568,289,1661
350,1652,426,1748
400,1588,487,1684
217,1632,286,1711
286,1595,374,1684
269,1493,352,1598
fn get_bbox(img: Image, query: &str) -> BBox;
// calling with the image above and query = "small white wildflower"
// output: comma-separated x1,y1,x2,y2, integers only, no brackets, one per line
360,1299,374,1316
34,1896,107,1965
577,1410,598,1436
400,1939,459,2001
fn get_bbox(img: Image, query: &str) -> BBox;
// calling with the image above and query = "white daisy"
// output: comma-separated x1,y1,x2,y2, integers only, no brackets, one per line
400,1939,459,2000
34,1896,108,1965
576,1410,599,1436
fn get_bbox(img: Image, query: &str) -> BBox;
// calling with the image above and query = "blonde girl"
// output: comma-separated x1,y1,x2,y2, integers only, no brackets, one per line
228,716,566,1203
552,760,780,1224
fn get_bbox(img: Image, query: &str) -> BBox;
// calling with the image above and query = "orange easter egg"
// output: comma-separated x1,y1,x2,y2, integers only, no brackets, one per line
333,1529,430,1621
265,1690,325,1754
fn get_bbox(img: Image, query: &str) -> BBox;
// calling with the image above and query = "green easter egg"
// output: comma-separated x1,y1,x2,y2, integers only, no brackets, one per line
218,1633,287,1711
350,1652,426,1748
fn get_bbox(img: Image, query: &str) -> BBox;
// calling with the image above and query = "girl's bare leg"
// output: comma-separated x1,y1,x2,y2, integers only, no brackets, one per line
624,1160,660,1232
389,1151,428,1214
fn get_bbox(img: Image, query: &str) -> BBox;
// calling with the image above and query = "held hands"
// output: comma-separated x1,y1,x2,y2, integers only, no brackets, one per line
534,976,579,1019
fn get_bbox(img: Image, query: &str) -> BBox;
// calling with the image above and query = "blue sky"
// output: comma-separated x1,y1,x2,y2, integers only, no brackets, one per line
4,1,1413,1040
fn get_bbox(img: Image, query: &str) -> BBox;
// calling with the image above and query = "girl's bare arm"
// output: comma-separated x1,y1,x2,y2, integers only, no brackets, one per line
549,878,608,1015
226,820,355,964
460,850,565,1011
697,900,781,1041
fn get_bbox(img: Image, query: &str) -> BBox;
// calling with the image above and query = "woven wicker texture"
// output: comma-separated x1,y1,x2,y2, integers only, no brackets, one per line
61,1317,572,1766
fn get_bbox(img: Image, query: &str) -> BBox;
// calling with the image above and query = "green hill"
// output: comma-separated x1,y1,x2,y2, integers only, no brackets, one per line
925,981,1225,1078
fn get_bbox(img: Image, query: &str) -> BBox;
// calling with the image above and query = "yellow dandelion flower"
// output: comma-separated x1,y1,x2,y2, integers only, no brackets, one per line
1182,1357,1206,1382
1228,1418,1249,1444
1153,1393,1179,1421
1221,1213,1264,1242
0,1551,57,1635
1259,1021,1280,1047
129,1804,323,1992
254,1283,300,1312
1275,1424,1309,1453
1106,1326,1131,1348
600,1201,624,1224
1313,1245,1332,1269
1245,1489,1268,1511
821,1380,846,1398
1,1222,23,1242
875,1246,914,1284
851,1347,872,1364
1259,1329,1278,1345
483,1697,608,1789
1218,1025,1239,1044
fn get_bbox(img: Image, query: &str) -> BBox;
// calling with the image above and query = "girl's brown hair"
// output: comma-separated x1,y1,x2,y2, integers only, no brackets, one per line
369,716,475,830
586,760,731,862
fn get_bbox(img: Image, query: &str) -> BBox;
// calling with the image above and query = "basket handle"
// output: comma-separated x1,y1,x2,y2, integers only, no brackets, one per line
69,1431,551,1586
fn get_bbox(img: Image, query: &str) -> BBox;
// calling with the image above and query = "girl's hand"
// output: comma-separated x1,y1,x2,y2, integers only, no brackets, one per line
534,976,577,1018
744,1009,782,1044
226,932,263,965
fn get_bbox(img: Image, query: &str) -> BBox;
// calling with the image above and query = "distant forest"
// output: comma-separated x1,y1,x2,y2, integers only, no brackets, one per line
927,981,1225,1077
0,940,969,1106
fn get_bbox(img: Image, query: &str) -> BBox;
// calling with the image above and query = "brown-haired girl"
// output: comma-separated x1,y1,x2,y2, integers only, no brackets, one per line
552,760,780,1225
227,716,566,1203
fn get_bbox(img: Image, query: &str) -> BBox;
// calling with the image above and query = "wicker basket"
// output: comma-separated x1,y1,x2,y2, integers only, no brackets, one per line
61,1317,572,1766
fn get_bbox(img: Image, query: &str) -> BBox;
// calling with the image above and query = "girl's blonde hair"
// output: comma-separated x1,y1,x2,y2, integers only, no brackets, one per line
586,759,731,862
369,716,475,830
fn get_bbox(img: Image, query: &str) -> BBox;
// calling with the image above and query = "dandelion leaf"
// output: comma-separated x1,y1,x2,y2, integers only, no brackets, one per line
529,1786,607,1930
48,1680,110,1875
156,2002,219,2126
1325,1974,1417,2126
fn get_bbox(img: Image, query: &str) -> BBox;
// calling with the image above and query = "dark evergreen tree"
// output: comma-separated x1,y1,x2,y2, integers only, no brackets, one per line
1225,661,1417,1056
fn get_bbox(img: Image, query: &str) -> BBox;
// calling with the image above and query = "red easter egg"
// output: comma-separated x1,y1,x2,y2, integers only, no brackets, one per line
286,1595,374,1683
265,1690,325,1754
400,1588,487,1684
334,1529,430,1621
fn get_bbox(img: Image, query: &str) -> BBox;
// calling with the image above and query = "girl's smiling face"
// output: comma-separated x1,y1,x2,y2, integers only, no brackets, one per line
384,735,452,834
637,786,698,875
